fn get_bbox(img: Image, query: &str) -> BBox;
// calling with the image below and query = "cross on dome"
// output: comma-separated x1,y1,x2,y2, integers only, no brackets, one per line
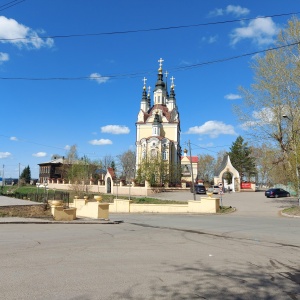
158,58,164,68
142,77,147,87
164,70,169,78
170,76,175,87
148,86,151,94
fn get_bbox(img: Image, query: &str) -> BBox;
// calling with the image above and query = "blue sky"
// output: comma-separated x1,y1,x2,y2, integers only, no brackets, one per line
0,0,299,179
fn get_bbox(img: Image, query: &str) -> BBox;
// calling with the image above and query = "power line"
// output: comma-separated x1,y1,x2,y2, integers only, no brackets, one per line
0,11,298,42
189,142,231,154
0,0,25,12
0,41,299,81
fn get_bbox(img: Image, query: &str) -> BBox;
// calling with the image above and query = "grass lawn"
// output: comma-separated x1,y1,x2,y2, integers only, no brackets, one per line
282,206,300,216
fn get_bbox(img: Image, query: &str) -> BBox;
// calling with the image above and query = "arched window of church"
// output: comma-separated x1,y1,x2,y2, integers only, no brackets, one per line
142,150,146,159
158,96,160,103
162,151,167,160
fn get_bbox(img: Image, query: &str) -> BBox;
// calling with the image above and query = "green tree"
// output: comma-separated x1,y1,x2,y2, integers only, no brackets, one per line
234,17,300,188
228,136,256,181
20,165,31,184
136,155,171,187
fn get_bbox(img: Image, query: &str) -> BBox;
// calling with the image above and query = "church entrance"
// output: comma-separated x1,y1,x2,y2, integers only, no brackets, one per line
214,155,240,192
222,171,233,192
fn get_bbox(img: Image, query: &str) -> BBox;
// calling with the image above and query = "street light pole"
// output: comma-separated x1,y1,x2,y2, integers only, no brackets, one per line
283,115,300,206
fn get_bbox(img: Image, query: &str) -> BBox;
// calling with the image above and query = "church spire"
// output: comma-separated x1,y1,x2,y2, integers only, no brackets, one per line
154,58,166,92
140,77,148,111
167,76,176,110
165,70,169,97
153,57,167,105
147,86,151,108
169,76,176,99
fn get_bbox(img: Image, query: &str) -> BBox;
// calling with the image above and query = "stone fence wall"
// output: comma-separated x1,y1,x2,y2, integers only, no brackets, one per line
46,182,161,196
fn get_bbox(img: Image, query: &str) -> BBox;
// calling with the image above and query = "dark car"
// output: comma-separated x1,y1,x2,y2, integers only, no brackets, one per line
265,188,290,198
191,185,206,194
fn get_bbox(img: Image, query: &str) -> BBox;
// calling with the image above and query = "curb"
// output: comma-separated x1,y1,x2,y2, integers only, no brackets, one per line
0,218,124,224
280,211,300,218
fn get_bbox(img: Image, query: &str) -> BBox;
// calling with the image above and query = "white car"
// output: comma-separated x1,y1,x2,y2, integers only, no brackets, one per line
208,185,221,194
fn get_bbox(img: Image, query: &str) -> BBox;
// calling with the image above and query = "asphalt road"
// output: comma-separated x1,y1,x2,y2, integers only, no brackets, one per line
1,192,300,299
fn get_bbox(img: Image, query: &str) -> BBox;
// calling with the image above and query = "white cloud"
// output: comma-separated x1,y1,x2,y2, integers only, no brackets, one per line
209,5,249,17
89,139,112,145
230,17,279,46
187,121,237,138
224,93,242,100
10,136,18,141
209,8,224,17
0,152,11,158
89,72,109,84
226,5,250,17
64,145,70,150
179,60,191,66
202,35,218,44
0,16,54,49
33,152,47,157
198,142,214,147
0,52,9,63
101,125,130,134
240,107,274,130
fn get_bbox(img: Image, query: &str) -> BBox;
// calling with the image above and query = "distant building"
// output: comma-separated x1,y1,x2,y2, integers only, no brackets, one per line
181,149,198,183
38,157,65,183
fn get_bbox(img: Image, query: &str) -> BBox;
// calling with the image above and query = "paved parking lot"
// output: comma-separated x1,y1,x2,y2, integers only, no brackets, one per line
1,191,300,299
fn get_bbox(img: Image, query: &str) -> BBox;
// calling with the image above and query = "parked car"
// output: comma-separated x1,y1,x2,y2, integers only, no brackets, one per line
208,185,221,194
265,188,290,198
191,185,206,194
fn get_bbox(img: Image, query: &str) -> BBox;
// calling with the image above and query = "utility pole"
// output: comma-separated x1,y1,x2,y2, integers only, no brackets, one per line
188,140,196,200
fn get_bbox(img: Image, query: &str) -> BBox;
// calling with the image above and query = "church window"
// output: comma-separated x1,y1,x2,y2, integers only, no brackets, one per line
162,151,167,160
142,150,146,159
158,96,160,103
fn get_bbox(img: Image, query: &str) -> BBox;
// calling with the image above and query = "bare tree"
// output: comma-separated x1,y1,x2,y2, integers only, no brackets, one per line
65,144,78,164
117,150,136,182
100,155,115,170
234,17,300,188
197,154,215,184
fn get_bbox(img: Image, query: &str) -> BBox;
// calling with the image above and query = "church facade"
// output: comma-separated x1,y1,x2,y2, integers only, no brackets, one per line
135,58,181,185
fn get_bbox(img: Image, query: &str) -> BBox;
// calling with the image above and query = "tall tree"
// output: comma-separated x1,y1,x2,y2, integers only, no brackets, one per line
117,150,136,182
20,165,31,184
100,155,114,170
136,155,176,186
228,136,256,181
234,17,300,187
197,154,215,184
65,144,78,164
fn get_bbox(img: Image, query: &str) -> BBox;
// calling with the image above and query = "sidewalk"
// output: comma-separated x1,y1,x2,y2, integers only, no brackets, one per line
0,195,43,206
